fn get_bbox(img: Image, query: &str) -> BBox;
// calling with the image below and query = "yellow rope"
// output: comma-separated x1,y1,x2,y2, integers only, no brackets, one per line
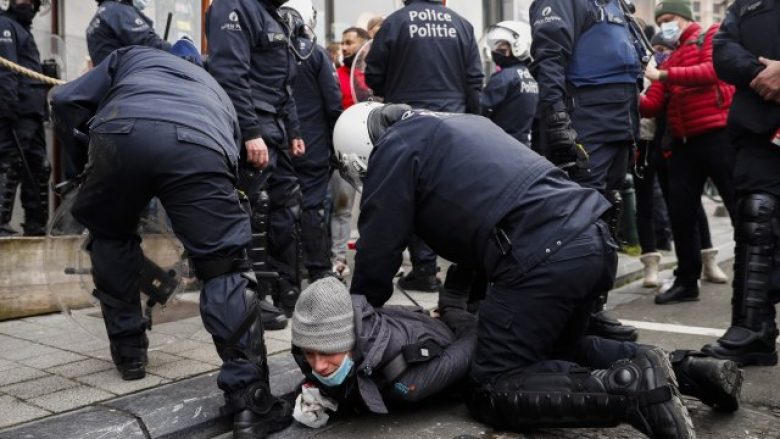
0,54,65,86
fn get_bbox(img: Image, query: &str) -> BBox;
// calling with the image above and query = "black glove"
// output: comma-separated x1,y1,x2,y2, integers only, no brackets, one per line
544,109,589,178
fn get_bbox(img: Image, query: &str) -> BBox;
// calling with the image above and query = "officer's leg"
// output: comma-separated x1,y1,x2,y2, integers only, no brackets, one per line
16,117,50,236
71,131,155,381
329,172,356,276
0,120,21,235
398,236,440,292
583,142,637,341
438,264,476,312
297,162,332,281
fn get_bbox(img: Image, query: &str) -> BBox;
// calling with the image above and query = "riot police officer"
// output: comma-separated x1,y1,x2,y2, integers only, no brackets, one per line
87,0,171,66
529,0,646,341
206,0,305,325
701,0,780,366
51,42,292,438
364,0,484,292
283,0,343,281
0,0,50,236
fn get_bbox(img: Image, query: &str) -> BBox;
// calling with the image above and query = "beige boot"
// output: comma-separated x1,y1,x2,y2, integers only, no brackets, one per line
701,248,728,283
640,252,662,288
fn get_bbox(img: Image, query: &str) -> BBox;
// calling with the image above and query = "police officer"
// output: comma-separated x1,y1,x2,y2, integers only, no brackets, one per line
364,0,484,292
0,0,50,236
529,0,646,341
481,20,539,145
51,42,292,438
87,0,171,66
207,0,305,323
335,103,741,437
283,0,343,281
700,0,780,366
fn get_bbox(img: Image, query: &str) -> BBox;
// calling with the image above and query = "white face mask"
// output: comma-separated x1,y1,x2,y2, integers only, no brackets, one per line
132,0,150,11
660,21,681,42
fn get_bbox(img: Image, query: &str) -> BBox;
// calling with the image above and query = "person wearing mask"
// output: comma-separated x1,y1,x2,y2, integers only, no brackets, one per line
640,0,737,305
51,41,293,438
86,0,171,66
700,0,780,366
206,0,306,329
0,0,51,236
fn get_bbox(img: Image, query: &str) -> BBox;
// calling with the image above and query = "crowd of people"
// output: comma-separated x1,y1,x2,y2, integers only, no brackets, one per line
1,0,779,437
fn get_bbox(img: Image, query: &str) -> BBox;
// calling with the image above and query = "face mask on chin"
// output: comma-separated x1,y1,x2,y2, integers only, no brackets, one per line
342,54,356,68
312,355,354,387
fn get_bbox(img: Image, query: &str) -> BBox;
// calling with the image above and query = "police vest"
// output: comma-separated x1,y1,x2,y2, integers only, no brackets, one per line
566,0,642,87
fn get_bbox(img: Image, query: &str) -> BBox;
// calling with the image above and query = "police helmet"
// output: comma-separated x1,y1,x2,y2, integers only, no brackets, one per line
0,0,51,14
279,0,316,30
332,102,385,190
485,20,532,61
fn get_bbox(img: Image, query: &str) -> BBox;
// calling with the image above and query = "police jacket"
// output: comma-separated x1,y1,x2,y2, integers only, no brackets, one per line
292,295,474,414
86,0,171,65
713,0,780,136
481,61,539,144
292,41,343,166
529,0,643,143
51,47,241,169
364,0,484,113
640,23,734,140
206,0,300,143
349,111,610,307
0,13,46,119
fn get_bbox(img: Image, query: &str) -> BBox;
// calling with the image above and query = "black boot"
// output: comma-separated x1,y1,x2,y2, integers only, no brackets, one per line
109,334,148,381
670,350,742,412
21,161,50,236
0,156,20,236
259,299,288,330
231,382,293,439
275,279,300,318
438,264,474,313
655,279,699,305
398,265,441,292
702,325,778,366
588,294,638,342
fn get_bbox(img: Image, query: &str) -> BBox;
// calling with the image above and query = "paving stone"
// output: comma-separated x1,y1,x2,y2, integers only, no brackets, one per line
147,332,180,348
0,342,61,361
22,313,75,329
147,350,182,367
156,338,211,354
76,369,169,394
0,375,79,399
177,345,222,366
0,406,145,439
265,326,293,343
0,395,52,429
45,358,114,378
148,359,217,380
39,335,109,354
0,320,50,340
18,350,86,369
0,359,15,372
0,365,48,386
27,385,114,413
266,338,292,356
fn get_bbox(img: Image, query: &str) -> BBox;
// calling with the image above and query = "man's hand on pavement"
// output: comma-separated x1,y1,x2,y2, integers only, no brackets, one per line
750,57,780,103
291,137,306,157
245,137,269,169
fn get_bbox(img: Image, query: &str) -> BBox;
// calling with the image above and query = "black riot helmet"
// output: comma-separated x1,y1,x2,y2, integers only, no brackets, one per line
0,0,50,14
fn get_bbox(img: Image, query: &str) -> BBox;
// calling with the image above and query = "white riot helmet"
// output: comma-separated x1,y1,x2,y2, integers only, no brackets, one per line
279,0,316,30
332,102,385,190
485,20,532,61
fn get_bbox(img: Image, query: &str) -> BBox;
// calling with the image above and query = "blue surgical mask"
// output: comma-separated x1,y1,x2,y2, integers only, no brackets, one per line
312,355,354,387
654,51,670,66
660,21,680,42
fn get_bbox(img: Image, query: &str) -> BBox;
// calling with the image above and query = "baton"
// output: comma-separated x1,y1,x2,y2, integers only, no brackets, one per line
163,12,173,41
11,129,36,187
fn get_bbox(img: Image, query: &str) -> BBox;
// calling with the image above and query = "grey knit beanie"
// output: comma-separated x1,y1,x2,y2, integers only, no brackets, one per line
291,277,355,354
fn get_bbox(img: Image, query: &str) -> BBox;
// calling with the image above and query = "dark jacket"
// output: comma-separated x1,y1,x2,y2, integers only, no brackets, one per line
0,13,46,119
51,46,241,169
293,295,475,414
292,41,343,167
481,61,539,144
364,0,484,113
713,0,780,136
349,111,610,307
206,0,300,143
86,0,171,65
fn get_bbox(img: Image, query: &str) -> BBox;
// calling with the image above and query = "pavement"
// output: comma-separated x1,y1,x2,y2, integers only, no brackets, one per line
3,197,779,439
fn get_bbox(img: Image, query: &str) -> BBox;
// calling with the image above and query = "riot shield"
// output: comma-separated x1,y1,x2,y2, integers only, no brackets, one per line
350,40,383,104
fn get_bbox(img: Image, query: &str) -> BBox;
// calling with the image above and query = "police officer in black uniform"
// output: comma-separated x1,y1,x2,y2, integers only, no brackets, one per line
701,0,780,366
364,0,484,292
207,0,305,325
283,2,343,281
86,0,170,66
530,0,646,341
0,0,50,236
51,42,293,438
336,103,741,438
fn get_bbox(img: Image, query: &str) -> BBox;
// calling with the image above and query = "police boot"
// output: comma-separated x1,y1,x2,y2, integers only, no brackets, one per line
654,278,699,305
275,278,300,318
0,156,20,236
398,264,441,292
109,334,149,381
21,162,50,236
670,350,742,412
702,194,780,366
588,294,638,342
438,264,474,313
232,382,293,439
300,208,333,281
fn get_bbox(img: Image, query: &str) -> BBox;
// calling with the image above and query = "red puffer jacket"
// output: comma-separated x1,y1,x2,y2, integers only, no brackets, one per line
640,23,735,140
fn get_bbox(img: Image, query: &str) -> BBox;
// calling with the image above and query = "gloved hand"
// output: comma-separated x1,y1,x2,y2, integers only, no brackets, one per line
292,383,339,429
544,109,589,179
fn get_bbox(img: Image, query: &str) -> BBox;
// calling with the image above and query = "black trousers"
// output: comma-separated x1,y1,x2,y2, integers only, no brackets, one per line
667,128,736,286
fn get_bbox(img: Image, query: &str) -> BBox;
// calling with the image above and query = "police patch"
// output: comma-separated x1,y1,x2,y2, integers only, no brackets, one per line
229,11,239,22
542,6,552,16
2,30,10,38
135,18,144,26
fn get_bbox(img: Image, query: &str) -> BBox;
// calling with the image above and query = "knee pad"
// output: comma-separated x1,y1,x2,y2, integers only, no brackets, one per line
738,193,779,247
191,250,252,282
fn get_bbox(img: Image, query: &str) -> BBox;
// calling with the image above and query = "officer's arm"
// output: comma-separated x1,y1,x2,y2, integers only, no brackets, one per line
364,22,391,95
638,79,668,118
317,48,344,129
713,2,764,87
463,22,485,114
0,22,19,120
206,3,263,142
664,26,719,86
350,135,415,307
529,0,579,110
284,87,302,140
480,74,510,118
114,9,171,52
